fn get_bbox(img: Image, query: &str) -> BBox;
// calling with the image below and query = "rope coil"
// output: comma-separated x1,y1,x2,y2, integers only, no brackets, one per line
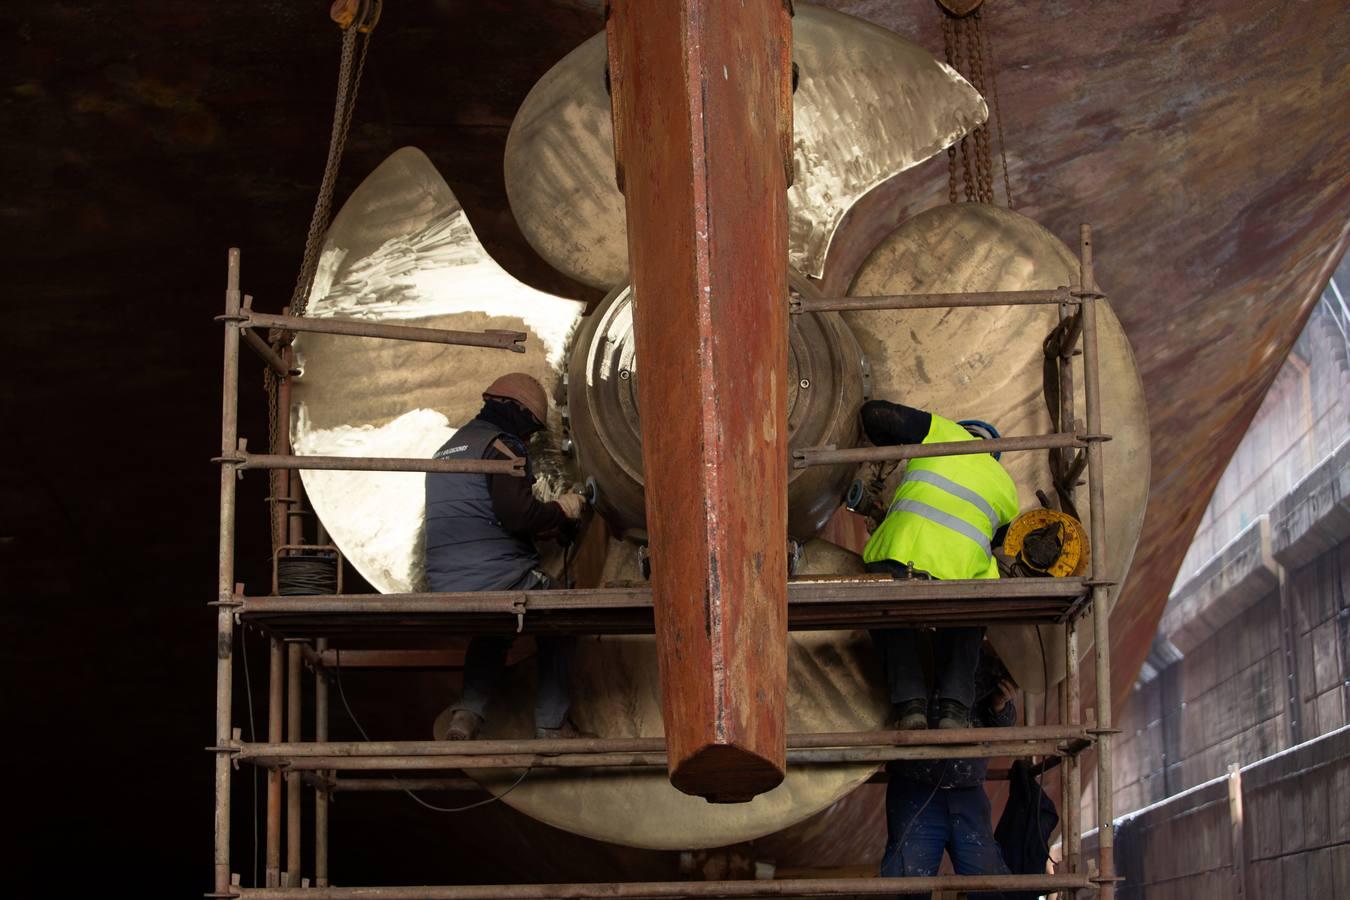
277,555,339,596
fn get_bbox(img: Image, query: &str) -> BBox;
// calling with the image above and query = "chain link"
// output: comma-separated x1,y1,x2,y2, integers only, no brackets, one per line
941,5,1005,207
266,26,372,553
942,16,960,204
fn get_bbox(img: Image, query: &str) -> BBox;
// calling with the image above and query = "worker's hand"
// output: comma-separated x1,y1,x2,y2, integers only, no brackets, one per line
555,491,587,520
991,678,1017,712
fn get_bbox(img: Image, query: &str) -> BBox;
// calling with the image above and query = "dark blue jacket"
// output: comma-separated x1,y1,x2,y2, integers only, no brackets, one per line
425,418,540,592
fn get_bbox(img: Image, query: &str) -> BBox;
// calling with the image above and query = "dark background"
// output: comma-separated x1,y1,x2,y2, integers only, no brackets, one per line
0,2,605,891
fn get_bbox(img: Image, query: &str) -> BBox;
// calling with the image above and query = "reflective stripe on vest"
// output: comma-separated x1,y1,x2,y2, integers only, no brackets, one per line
887,498,992,557
863,412,1019,580
891,469,1001,537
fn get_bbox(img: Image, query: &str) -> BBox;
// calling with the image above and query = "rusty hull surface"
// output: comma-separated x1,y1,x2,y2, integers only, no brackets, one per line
812,0,1350,723
606,0,793,801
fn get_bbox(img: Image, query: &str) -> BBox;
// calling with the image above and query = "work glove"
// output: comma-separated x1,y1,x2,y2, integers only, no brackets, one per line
555,491,587,520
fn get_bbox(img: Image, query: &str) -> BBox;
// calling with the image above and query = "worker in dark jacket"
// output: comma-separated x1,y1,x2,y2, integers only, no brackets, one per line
881,647,1018,895
860,399,1019,730
426,373,588,741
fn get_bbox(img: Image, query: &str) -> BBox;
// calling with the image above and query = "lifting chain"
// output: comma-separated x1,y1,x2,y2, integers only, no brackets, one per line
939,2,1013,208
266,6,377,554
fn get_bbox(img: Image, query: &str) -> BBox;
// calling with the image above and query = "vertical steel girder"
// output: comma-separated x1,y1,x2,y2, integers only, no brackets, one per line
606,0,793,801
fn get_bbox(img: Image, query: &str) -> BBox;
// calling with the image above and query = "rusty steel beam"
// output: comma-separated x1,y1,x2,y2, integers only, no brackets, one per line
606,0,793,802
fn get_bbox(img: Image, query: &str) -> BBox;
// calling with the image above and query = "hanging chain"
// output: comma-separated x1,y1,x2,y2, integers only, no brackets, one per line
942,16,961,204
266,365,283,552
940,3,1010,207
288,27,371,318
266,19,373,554
967,13,994,204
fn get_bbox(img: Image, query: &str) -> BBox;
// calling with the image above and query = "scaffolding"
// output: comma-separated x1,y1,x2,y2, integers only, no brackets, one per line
210,225,1120,898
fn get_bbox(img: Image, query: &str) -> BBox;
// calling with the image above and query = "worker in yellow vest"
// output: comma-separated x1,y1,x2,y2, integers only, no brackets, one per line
860,399,1020,730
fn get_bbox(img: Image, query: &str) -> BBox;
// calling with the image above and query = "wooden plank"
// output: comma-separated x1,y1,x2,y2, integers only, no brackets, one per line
1280,772,1307,855
1303,765,1332,850
1317,687,1346,734
1332,843,1350,900
606,0,792,801
1313,618,1342,694
1282,852,1309,900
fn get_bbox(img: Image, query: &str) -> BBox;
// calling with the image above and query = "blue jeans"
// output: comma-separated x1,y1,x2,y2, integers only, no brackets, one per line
453,571,575,730
882,777,1010,898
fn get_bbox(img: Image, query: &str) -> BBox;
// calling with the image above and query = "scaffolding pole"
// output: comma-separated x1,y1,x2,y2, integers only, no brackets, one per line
265,638,283,887
1079,224,1117,897
212,249,241,897
284,643,302,887
792,432,1091,469
314,638,330,888
791,286,1075,313
210,221,1123,897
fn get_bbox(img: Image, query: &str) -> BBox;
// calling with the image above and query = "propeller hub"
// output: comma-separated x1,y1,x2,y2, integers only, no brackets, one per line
567,270,865,538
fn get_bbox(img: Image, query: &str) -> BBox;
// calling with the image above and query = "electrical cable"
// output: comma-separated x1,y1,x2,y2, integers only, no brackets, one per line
331,649,531,813
276,555,339,595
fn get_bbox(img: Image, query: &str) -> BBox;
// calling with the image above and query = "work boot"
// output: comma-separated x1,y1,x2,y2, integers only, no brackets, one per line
445,708,484,741
535,717,596,740
895,699,929,730
936,699,971,730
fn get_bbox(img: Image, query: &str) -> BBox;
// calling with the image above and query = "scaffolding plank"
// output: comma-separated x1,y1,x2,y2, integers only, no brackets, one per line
231,872,1092,898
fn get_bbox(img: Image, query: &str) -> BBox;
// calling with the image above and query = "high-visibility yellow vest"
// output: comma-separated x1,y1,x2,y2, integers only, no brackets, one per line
862,414,1020,580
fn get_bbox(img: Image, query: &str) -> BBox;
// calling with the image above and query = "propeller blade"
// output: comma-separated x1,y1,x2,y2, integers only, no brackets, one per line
504,4,987,289
290,147,586,593
846,203,1151,692
449,537,891,851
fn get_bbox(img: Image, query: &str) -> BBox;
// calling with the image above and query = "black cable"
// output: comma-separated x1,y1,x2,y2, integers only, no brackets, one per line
277,556,338,595
331,649,530,813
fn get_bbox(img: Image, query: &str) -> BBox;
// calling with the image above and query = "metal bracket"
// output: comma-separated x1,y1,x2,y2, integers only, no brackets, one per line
513,599,527,634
